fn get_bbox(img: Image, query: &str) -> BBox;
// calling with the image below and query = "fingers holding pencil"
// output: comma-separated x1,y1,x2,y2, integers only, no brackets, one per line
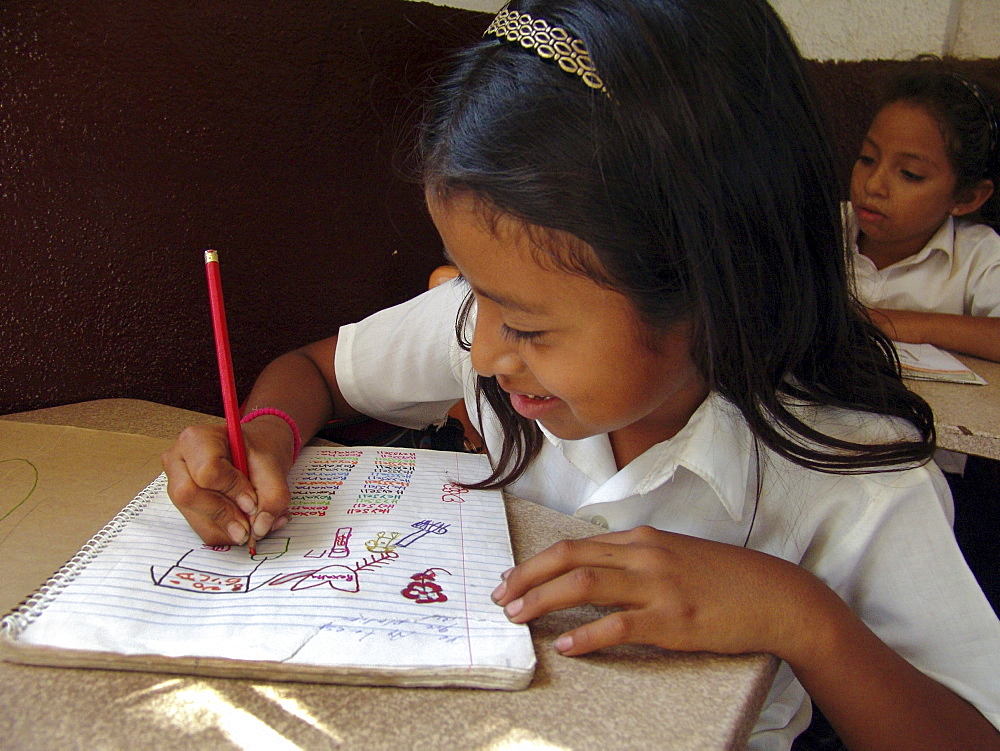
242,425,295,548
162,424,256,546
162,423,292,548
162,249,296,550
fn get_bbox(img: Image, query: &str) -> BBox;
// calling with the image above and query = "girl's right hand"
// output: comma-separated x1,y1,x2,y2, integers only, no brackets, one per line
161,418,295,547
490,525,833,659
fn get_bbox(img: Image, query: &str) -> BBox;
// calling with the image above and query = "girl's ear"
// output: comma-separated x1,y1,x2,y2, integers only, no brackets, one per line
951,179,995,217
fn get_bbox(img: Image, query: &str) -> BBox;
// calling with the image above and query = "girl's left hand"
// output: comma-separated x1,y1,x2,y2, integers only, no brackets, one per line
868,306,1000,362
491,525,829,659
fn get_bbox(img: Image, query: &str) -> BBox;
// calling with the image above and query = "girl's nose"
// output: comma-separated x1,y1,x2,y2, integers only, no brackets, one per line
469,299,523,379
865,164,890,197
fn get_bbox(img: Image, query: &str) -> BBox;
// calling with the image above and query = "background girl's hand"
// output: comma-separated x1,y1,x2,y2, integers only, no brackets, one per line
869,306,1000,362
161,419,294,546
868,307,923,342
492,525,831,660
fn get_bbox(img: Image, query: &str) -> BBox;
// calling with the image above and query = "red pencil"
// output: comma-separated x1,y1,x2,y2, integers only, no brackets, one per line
204,249,255,554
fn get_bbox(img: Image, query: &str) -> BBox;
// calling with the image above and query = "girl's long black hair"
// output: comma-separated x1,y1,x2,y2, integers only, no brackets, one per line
420,0,935,489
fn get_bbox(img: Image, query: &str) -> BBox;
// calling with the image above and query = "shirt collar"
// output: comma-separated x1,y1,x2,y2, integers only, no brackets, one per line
538,393,757,523
847,202,955,267
912,215,955,263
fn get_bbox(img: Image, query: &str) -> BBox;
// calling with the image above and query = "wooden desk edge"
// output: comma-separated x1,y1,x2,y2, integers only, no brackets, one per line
907,354,1000,461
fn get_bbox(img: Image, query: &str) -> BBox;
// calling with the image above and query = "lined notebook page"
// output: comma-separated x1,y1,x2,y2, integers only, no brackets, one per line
5,447,534,682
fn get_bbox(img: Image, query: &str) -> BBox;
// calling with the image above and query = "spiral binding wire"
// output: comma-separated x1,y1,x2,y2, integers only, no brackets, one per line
0,473,168,638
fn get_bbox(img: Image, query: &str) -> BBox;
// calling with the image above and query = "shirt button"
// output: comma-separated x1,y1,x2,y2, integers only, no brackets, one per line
589,515,609,529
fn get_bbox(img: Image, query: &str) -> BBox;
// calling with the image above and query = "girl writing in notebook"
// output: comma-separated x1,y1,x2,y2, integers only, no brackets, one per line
849,57,1000,362
162,1,1000,747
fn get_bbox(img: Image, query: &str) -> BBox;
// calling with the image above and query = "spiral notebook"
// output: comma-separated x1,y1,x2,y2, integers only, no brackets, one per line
0,445,535,690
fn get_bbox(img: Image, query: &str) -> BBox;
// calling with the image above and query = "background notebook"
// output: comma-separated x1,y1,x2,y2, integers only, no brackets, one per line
895,342,988,385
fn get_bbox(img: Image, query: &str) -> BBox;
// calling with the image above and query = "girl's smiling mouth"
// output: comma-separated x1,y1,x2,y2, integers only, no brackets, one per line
505,390,562,420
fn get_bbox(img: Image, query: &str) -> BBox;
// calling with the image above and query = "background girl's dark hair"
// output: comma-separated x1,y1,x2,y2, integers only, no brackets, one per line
420,0,935,488
880,55,1000,229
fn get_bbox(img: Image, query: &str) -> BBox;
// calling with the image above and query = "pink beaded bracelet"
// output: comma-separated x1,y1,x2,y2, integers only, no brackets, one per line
240,408,302,461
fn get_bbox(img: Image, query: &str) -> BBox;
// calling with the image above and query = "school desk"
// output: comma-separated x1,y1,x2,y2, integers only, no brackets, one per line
0,399,777,750
907,354,1000,462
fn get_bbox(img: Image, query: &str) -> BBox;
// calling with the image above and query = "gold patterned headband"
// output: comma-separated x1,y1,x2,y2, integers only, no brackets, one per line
484,8,608,94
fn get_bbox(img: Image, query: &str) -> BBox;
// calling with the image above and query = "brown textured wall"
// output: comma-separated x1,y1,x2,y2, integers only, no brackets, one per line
0,0,488,417
2,1,998,418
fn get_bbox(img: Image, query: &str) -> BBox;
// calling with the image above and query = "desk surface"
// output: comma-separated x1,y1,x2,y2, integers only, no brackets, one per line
907,354,1000,461
0,399,775,751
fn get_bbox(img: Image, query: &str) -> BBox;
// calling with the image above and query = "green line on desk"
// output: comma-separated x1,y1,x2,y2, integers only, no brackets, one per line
0,458,39,523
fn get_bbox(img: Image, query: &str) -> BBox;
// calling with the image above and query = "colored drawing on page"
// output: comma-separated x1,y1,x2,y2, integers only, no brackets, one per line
150,537,290,594
265,550,399,593
304,526,353,558
347,450,416,514
401,568,452,604
250,535,290,560
440,482,469,503
365,530,401,553
395,519,449,548
150,549,269,594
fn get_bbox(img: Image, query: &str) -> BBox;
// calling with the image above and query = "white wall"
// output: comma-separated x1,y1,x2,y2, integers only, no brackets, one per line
770,0,999,59
419,0,1000,60
952,0,1000,57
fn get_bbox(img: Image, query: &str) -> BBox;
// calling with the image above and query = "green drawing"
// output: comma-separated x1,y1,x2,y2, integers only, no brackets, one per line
0,458,40,523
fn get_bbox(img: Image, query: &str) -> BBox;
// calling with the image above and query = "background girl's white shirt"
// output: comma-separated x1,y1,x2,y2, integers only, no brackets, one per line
335,279,1000,748
847,205,1000,472
849,208,1000,317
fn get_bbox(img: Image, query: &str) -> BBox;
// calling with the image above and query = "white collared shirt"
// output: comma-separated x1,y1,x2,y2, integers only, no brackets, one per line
335,279,1000,749
848,207,1000,317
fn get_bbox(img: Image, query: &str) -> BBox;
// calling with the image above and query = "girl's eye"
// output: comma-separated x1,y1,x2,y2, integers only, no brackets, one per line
500,324,544,343
857,154,875,166
901,170,926,182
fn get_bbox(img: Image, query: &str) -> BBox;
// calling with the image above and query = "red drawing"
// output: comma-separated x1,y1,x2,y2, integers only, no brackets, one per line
266,550,399,594
401,568,452,604
267,564,360,592
151,550,267,594
151,540,289,594
304,527,353,559
441,482,469,503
